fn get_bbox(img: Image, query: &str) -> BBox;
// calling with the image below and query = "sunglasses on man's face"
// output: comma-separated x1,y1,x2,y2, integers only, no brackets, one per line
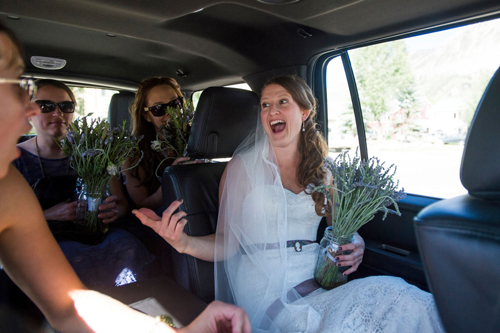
35,100,76,113
0,77,37,101
144,97,184,117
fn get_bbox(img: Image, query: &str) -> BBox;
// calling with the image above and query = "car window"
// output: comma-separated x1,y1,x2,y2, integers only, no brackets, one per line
335,18,500,199
71,86,119,119
28,86,119,135
191,83,251,109
326,56,359,159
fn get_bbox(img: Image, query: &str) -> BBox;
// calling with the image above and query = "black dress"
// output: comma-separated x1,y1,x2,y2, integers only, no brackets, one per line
13,146,155,289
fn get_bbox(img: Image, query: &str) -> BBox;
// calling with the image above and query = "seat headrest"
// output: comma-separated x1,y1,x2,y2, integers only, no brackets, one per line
108,91,135,130
188,87,259,159
460,67,500,200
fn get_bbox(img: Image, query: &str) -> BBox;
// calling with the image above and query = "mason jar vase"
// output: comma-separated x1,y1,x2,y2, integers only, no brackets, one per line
314,226,354,290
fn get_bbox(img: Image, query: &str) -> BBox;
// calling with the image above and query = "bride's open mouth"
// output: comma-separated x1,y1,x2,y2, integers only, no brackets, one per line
270,119,286,134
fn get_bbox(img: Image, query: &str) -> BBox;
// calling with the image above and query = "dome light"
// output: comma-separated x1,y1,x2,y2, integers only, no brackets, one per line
30,56,67,70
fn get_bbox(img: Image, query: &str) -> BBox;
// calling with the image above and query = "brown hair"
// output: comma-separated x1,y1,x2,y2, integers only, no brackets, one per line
129,76,183,192
0,21,24,70
262,75,329,216
34,79,77,104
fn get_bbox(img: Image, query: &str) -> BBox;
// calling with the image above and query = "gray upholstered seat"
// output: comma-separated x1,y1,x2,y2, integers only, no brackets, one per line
108,91,135,130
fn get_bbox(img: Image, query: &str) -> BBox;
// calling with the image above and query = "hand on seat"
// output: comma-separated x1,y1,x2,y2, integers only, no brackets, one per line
132,199,189,253
173,157,191,165
334,232,365,276
172,157,208,165
178,300,251,333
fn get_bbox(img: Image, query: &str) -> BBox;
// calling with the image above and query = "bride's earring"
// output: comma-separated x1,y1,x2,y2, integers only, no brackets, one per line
302,118,305,132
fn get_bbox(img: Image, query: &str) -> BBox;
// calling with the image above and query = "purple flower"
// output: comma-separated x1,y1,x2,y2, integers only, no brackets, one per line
81,149,100,157
67,132,75,144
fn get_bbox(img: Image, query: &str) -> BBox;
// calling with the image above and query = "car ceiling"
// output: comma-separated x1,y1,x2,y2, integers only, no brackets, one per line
1,0,500,91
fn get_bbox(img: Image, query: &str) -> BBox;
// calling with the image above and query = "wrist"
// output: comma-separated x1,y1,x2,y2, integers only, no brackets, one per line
177,235,190,254
43,209,58,221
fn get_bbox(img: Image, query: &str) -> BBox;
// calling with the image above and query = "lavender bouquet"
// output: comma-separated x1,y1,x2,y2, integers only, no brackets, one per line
310,150,406,289
150,99,194,177
59,115,142,233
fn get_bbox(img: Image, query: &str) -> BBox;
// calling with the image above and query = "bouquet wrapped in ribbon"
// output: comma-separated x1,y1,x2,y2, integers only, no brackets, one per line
309,151,406,289
59,115,142,233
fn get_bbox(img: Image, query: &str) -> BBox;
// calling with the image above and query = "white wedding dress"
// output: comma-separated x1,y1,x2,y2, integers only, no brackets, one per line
234,186,444,333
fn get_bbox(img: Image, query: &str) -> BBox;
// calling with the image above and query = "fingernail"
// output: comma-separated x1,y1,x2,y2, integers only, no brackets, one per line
335,257,340,261
338,247,342,251
176,198,183,203
336,263,341,267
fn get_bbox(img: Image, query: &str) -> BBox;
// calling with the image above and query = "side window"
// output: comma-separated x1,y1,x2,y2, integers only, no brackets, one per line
345,18,500,198
28,86,118,134
326,56,358,159
71,86,119,119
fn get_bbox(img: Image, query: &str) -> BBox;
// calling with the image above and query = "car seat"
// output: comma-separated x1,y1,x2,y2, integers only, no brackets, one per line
108,91,135,129
161,87,259,303
414,67,500,333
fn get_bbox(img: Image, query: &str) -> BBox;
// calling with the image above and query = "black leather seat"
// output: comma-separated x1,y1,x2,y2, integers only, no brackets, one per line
108,91,135,129
414,67,500,333
161,87,260,303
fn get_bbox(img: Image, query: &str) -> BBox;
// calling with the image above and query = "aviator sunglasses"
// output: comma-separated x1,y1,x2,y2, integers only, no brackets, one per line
144,96,184,117
35,100,76,113
0,77,37,101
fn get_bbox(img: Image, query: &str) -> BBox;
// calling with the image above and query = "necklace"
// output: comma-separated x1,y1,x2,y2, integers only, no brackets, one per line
35,136,69,178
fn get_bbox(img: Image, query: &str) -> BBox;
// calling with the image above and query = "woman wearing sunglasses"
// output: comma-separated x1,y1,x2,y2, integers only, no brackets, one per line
0,21,250,333
16,79,126,227
123,76,193,211
13,79,156,289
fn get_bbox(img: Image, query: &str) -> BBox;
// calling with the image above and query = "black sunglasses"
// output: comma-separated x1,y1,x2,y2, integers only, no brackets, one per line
35,100,76,113
144,97,184,117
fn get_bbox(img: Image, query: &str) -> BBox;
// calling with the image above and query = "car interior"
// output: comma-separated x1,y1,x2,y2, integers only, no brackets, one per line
1,0,500,332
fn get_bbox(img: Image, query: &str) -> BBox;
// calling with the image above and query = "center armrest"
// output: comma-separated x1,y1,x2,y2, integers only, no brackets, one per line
100,276,207,327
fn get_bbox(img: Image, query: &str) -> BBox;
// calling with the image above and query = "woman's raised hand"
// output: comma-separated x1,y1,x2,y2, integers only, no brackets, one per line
43,199,78,221
132,199,189,253
98,195,120,223
334,233,365,276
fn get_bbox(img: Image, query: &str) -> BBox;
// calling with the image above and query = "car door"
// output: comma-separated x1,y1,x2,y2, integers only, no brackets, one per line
312,17,500,290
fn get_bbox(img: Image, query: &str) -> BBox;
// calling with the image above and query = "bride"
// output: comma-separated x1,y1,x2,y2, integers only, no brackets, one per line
135,75,444,332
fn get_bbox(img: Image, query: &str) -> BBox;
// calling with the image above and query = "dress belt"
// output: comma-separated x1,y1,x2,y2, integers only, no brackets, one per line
241,240,316,255
261,278,321,330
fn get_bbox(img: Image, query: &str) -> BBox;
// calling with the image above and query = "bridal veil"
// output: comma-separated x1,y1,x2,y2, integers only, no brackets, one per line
215,119,321,332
